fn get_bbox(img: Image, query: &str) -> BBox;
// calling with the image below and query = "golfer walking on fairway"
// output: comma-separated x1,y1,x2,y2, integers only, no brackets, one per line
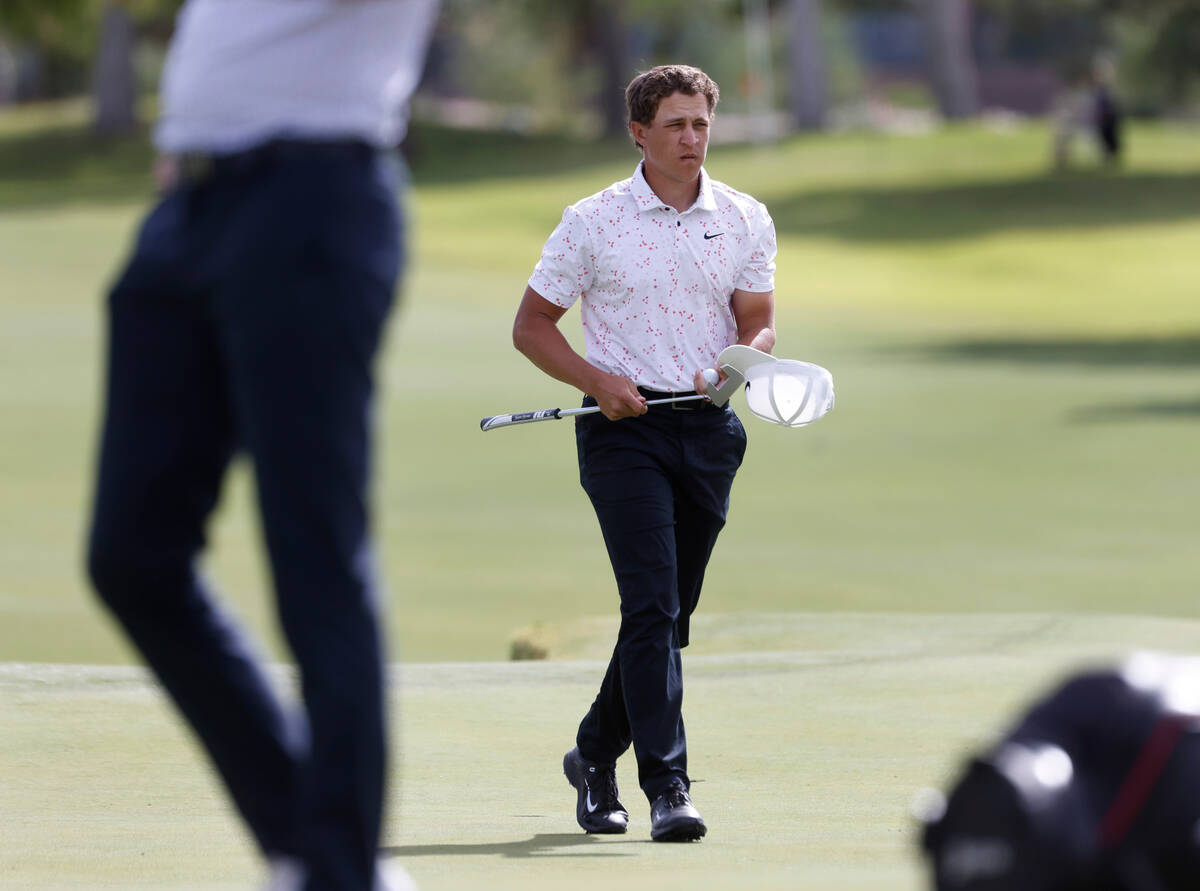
513,64,777,841
86,1,436,888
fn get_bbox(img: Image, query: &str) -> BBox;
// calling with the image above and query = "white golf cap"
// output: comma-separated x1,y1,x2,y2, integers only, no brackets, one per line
742,359,835,427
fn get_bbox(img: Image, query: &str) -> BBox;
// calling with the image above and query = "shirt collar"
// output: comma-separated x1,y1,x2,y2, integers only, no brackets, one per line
632,162,716,215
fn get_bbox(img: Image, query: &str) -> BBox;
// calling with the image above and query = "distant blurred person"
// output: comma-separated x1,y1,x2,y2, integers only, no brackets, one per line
512,64,777,842
85,2,438,889
919,652,1200,890
1051,69,1095,170
1051,58,1123,170
1093,58,1123,165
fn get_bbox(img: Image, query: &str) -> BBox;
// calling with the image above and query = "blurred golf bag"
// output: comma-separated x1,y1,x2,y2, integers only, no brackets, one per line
920,654,1200,891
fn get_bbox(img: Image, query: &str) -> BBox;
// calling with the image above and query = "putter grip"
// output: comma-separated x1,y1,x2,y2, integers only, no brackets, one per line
479,408,562,431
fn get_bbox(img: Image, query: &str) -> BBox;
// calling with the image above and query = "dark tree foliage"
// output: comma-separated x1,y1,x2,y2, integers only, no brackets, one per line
1134,2,1200,96
519,0,631,136
1,0,182,131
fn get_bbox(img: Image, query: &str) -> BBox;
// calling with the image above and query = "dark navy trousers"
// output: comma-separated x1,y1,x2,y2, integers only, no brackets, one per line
573,399,746,802
86,143,401,890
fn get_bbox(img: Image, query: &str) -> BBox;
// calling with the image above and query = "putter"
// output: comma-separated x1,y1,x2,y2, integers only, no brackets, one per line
480,366,745,432
480,346,835,431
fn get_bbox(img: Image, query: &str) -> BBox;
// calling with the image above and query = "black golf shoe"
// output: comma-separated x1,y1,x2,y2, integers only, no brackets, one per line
650,784,707,842
562,747,629,834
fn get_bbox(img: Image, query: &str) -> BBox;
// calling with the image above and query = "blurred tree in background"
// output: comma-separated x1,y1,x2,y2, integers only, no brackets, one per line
1,0,1197,141
423,0,758,137
0,0,95,102
975,0,1200,111
1105,0,1200,112
0,0,180,133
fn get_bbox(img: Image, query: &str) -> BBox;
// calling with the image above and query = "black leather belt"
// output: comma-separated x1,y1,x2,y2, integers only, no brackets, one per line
637,387,726,411
176,139,376,184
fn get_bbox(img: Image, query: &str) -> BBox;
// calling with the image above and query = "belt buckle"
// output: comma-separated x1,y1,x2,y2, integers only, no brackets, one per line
672,392,696,410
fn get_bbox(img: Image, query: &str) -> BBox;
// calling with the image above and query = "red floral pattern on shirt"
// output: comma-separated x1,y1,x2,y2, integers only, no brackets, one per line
529,164,776,391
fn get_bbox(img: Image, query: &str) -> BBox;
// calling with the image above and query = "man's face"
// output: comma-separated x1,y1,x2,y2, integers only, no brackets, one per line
631,91,711,186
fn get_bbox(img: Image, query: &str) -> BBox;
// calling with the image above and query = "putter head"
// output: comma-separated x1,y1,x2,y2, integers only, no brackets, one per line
704,343,771,406
704,365,746,406
717,344,778,376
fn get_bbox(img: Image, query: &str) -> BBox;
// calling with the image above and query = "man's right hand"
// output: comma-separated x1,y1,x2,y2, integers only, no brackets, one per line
589,371,648,421
512,287,647,421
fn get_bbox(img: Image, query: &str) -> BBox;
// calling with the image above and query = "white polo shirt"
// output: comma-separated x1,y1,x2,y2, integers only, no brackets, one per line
529,163,776,392
155,0,438,154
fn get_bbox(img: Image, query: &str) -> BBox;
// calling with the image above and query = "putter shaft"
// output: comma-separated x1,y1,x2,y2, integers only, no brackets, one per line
480,394,708,431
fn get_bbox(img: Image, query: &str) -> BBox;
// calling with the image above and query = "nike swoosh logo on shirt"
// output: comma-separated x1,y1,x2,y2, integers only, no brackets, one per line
704,232,724,239
586,791,599,813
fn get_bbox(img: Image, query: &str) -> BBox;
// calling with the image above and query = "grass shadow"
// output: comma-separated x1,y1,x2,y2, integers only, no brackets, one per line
5,117,1199,243
768,170,1200,242
405,124,632,186
0,121,157,210
1071,399,1200,423
909,334,1200,424
382,832,640,859
0,120,632,209
911,334,1200,367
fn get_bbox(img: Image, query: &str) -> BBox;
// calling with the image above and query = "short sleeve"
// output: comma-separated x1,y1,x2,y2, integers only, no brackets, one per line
528,206,595,309
736,203,776,293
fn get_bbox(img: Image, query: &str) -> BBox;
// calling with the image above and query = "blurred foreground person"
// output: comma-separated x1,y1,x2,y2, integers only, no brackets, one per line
919,653,1200,890
86,1,437,888
512,64,777,842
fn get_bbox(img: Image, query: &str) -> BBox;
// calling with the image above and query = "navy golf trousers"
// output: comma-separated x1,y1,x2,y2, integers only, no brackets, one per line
86,142,401,890
573,397,746,801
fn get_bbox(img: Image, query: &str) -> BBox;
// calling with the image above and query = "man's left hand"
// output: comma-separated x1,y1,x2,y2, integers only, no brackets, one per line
693,368,723,397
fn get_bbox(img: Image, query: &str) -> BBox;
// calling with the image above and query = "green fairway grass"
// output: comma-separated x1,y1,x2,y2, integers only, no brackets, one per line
3,105,1200,887
3,112,1199,663
6,613,1200,889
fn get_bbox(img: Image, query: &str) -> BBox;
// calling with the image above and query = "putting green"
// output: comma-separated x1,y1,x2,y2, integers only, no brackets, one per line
5,611,1200,889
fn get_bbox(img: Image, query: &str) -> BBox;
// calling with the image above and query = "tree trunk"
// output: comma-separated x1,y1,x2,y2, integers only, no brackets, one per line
92,2,138,135
0,37,18,105
788,0,828,130
919,0,979,120
586,0,631,138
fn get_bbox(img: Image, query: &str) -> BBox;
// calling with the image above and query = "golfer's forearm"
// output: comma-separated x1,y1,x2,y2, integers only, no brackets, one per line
739,325,776,355
513,316,603,395
731,288,776,355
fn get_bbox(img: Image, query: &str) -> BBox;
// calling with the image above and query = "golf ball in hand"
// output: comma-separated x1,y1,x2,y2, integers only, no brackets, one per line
702,368,720,387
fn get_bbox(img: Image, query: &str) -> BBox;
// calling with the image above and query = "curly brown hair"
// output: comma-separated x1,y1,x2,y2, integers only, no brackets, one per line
625,65,719,148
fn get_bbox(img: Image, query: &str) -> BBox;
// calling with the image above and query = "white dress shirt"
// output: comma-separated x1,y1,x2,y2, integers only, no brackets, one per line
529,163,776,392
156,0,438,154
